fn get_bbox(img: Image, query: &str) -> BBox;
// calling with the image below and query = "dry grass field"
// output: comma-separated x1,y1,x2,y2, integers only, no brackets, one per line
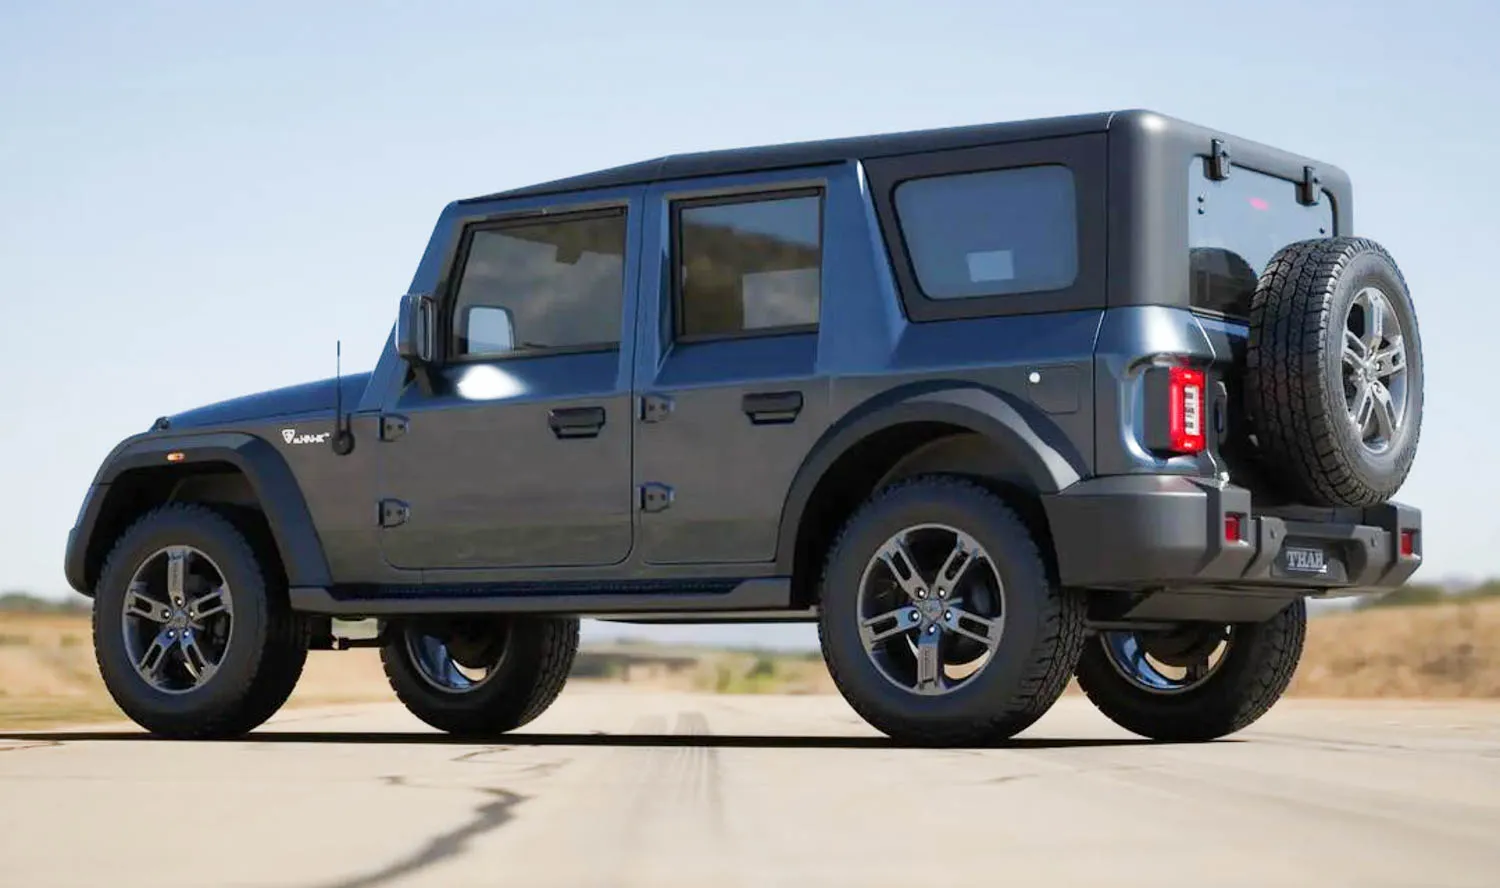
1,599,1496,729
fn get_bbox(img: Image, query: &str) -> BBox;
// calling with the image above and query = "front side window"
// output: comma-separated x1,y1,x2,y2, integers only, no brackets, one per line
894,165,1078,301
676,192,822,339
451,210,626,358
1188,160,1334,317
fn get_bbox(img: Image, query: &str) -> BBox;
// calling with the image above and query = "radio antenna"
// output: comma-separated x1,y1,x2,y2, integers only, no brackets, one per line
331,339,355,455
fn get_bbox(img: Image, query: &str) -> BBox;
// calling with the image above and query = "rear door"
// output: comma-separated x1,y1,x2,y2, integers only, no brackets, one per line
378,194,640,571
633,171,834,565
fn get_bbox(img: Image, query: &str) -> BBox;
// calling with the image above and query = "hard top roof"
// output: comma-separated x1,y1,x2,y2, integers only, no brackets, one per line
460,109,1138,204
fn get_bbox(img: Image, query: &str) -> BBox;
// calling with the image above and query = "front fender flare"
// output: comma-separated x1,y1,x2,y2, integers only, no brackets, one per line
774,384,1087,573
67,431,332,594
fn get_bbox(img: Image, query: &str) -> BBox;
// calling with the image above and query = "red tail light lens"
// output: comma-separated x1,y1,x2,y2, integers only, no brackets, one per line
1167,366,1206,454
1224,513,1243,543
1400,529,1417,557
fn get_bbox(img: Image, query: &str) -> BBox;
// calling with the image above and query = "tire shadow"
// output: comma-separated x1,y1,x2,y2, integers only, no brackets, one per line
0,730,1213,749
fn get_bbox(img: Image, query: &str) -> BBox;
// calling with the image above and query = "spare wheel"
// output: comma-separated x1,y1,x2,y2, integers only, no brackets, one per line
1245,237,1423,507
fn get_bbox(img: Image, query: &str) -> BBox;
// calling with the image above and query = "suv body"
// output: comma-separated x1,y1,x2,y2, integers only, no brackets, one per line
64,109,1424,742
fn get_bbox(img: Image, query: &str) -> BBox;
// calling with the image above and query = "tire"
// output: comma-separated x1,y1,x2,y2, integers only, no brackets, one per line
381,615,579,737
816,475,1085,746
92,504,309,739
1246,236,1423,507
1074,599,1306,742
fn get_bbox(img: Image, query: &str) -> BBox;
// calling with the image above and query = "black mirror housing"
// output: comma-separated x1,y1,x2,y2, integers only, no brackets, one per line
396,293,436,364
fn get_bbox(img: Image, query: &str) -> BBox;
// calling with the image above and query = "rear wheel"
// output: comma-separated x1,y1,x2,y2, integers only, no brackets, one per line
817,476,1085,746
381,615,578,737
92,504,309,739
1074,600,1306,742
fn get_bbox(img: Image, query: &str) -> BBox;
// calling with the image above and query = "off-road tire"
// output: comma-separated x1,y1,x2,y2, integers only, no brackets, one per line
817,475,1085,746
92,504,309,739
1246,237,1423,507
381,616,579,737
1074,599,1306,742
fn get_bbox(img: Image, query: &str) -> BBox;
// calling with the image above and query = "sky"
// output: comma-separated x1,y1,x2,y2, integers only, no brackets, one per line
2,0,1497,649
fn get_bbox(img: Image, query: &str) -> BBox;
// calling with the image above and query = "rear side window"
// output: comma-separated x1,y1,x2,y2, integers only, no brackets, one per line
675,191,822,340
894,165,1077,300
1189,160,1334,317
450,209,627,358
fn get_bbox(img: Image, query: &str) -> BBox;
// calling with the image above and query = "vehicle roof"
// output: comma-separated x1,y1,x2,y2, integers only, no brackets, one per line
460,109,1137,204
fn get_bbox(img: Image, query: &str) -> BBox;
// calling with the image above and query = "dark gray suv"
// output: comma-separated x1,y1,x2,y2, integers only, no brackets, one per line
64,109,1424,745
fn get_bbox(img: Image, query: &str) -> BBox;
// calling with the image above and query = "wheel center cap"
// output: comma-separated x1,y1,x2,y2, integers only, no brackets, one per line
918,598,944,620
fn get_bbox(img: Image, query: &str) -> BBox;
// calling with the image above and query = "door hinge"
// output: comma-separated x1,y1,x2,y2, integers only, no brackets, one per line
378,499,410,528
640,394,674,423
380,414,408,442
640,483,674,513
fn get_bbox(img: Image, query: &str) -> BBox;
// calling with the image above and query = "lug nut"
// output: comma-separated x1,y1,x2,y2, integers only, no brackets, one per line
926,625,937,634
944,610,952,620
909,611,920,622
167,630,176,639
916,589,928,599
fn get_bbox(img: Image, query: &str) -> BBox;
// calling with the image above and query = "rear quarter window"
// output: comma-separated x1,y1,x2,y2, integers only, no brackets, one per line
1189,160,1334,317
894,165,1078,300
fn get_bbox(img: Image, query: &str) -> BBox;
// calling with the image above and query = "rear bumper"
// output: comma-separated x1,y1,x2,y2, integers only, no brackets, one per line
1041,475,1422,593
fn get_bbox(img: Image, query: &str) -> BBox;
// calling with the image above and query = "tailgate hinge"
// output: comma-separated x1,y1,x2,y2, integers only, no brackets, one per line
1298,165,1323,206
1208,139,1232,181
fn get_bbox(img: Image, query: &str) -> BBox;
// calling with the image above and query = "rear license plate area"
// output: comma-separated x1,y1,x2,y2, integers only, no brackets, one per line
1274,541,1349,582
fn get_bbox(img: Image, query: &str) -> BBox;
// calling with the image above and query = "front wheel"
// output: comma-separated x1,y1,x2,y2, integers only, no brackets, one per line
1074,600,1307,742
380,615,579,737
91,504,309,739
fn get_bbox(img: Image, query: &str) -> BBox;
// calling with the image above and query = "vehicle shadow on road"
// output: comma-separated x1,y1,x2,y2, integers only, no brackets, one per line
0,730,1206,749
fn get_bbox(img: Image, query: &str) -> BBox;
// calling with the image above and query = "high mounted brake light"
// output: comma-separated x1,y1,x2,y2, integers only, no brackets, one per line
1167,365,1206,454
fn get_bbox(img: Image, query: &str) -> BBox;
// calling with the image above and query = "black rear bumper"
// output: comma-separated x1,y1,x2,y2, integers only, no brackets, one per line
1041,475,1422,593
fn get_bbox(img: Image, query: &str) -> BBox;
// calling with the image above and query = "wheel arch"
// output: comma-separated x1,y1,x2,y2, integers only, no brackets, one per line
775,383,1087,606
69,432,331,595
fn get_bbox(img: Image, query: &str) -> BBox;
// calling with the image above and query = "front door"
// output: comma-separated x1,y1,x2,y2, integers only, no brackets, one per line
379,202,637,571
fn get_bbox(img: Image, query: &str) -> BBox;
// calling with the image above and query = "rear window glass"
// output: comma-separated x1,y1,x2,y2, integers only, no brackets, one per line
1189,159,1334,317
894,165,1077,300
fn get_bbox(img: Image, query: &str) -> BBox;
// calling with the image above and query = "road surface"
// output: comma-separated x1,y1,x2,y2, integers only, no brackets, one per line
2,689,1498,887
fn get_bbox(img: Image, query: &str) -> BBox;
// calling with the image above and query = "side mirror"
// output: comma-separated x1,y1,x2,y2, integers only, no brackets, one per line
460,305,516,356
396,293,436,364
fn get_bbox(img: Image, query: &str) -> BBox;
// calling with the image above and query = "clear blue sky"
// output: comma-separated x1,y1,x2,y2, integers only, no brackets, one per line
3,0,1496,648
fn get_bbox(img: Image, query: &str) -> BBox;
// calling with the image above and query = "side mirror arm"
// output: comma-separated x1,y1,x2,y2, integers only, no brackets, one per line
395,292,438,396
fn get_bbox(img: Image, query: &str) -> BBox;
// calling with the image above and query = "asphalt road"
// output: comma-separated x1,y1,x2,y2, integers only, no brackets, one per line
2,689,1497,888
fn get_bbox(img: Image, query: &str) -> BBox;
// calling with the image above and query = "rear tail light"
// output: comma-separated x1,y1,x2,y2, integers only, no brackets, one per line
1400,529,1417,557
1224,513,1243,543
1167,366,1206,454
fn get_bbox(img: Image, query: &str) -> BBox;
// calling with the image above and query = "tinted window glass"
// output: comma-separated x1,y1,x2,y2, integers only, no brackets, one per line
452,211,626,358
677,194,821,338
1188,160,1334,317
894,165,1077,300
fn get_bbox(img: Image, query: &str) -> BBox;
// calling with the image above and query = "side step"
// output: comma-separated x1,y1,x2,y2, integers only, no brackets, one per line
289,577,793,618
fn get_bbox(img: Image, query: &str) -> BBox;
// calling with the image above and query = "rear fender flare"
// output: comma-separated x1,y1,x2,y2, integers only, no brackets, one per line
774,384,1086,573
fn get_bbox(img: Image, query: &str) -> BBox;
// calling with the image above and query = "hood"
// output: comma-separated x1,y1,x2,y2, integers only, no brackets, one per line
165,373,372,430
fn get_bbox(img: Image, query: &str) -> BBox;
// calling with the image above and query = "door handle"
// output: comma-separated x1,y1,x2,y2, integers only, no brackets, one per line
742,391,803,425
548,406,606,438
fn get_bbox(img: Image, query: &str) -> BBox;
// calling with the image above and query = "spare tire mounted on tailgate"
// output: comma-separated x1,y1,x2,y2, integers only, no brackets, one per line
1245,237,1423,507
